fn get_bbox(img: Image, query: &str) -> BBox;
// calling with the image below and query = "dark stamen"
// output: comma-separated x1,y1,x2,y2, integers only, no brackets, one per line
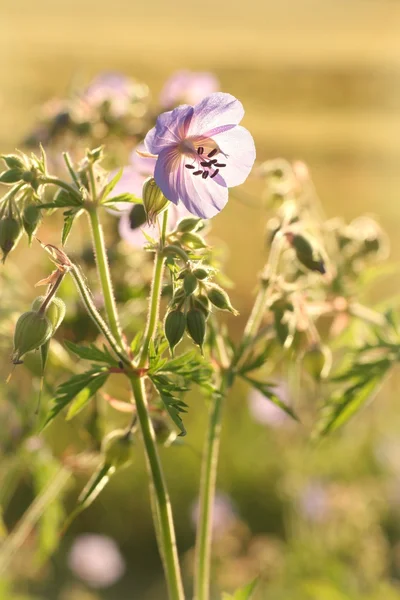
210,169,219,179
208,148,218,158
193,170,203,176
215,163,226,168
200,161,211,167
209,159,218,165
197,147,204,155
202,171,209,179
185,164,195,169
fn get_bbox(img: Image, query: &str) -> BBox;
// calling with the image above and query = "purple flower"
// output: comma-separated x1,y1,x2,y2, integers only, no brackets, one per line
191,492,237,537
144,92,256,219
109,144,191,248
298,480,329,523
160,70,219,108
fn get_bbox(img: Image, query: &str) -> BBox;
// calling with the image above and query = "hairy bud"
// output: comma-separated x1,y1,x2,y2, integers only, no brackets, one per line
1,154,25,170
183,272,198,296
12,311,53,364
164,309,186,354
142,177,169,224
31,296,66,333
101,429,134,468
176,217,202,233
0,216,21,263
286,232,326,274
207,285,238,315
186,308,206,352
23,204,42,243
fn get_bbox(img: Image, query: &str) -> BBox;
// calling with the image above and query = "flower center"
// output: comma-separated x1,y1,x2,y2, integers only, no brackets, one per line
184,146,226,181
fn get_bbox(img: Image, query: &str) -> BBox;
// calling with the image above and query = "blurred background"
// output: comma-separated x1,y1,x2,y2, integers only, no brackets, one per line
2,1,400,599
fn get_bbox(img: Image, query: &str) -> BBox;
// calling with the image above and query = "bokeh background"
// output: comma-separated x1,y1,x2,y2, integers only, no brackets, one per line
2,1,400,599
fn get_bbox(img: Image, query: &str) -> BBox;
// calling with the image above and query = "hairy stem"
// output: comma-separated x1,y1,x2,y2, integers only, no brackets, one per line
130,375,184,600
87,208,125,350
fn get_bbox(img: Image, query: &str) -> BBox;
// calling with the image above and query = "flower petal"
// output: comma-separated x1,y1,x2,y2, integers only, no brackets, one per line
212,125,256,187
189,93,244,138
145,105,194,154
154,147,185,205
179,168,228,219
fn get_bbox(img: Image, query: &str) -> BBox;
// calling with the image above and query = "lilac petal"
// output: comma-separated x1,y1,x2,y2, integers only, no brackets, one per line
188,93,244,138
145,105,194,154
212,125,256,187
154,147,185,206
129,143,156,176
180,166,228,218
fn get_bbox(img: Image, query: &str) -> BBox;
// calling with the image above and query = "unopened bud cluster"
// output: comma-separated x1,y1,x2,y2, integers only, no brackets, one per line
163,217,238,354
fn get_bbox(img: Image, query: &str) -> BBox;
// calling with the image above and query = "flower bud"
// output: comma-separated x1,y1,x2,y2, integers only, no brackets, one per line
1,154,25,170
286,233,326,274
12,311,53,363
0,169,24,184
170,286,186,308
0,216,21,263
193,267,210,280
142,177,169,225
180,232,207,249
164,309,186,354
177,217,202,233
302,344,332,380
101,429,134,468
23,204,42,243
183,272,198,296
186,308,206,351
207,285,238,315
31,296,66,333
194,294,211,319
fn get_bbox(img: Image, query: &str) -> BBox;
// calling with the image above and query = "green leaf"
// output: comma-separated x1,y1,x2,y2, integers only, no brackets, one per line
239,341,273,374
222,579,258,600
151,375,188,436
316,374,387,437
42,368,109,428
242,375,299,422
66,373,109,420
102,192,142,206
64,340,118,365
63,463,115,531
62,208,82,246
99,168,123,201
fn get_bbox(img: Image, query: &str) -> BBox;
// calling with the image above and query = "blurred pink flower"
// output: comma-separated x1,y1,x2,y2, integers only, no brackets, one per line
160,70,219,108
191,492,237,537
298,480,329,523
80,72,136,117
68,533,125,588
248,381,292,428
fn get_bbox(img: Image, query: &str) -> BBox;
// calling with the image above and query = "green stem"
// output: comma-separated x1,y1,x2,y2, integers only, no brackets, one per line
194,372,229,600
194,233,286,600
87,208,125,351
130,375,184,600
139,210,168,368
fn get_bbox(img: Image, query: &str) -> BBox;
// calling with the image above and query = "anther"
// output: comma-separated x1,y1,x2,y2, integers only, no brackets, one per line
185,164,195,169
208,148,218,158
210,169,219,179
197,147,204,155
215,163,226,168
202,171,209,179
200,161,211,167
193,170,203,176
